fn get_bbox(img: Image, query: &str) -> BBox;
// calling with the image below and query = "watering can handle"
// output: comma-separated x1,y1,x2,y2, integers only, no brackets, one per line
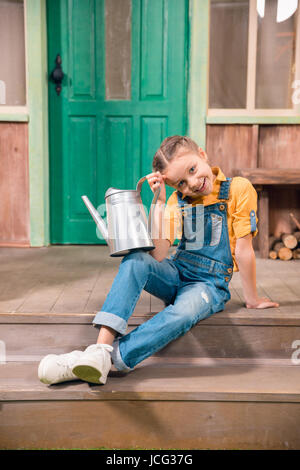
136,176,147,193
136,176,161,238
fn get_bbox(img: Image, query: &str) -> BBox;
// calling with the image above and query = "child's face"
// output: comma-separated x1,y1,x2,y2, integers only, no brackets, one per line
163,149,215,199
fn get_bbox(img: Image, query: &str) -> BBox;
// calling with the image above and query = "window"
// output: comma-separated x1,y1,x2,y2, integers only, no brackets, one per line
105,0,131,100
208,0,300,116
0,0,26,107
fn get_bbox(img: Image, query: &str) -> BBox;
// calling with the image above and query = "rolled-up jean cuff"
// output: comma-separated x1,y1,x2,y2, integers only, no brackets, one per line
111,338,133,372
92,311,128,336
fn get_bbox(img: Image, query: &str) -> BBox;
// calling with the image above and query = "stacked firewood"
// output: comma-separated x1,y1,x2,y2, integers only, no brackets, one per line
269,213,300,260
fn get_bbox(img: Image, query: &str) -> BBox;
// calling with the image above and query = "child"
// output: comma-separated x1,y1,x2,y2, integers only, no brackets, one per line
38,135,279,386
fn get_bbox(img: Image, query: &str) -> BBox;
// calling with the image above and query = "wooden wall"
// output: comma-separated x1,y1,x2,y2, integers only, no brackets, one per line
1,122,299,247
0,122,30,246
206,124,300,239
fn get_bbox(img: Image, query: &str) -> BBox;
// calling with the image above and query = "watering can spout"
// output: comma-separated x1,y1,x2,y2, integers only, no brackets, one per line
81,195,110,245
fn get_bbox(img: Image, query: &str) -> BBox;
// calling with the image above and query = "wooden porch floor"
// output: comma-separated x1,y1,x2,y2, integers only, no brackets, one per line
0,245,299,315
1,246,300,450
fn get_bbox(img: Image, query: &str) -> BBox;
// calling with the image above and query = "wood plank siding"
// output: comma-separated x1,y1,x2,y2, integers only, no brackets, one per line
0,122,30,246
206,124,300,238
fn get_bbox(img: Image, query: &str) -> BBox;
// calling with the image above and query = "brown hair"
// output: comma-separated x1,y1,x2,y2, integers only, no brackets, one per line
152,135,201,173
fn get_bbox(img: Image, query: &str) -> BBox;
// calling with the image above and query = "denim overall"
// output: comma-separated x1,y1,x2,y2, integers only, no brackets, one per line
93,178,234,372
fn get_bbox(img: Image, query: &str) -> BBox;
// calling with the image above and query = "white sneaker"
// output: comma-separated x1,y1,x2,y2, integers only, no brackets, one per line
38,350,85,385
72,343,113,385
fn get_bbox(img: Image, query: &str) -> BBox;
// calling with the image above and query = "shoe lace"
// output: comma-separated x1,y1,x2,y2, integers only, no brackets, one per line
56,354,78,378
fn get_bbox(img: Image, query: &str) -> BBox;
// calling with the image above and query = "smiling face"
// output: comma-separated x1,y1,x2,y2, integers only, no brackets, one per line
162,148,216,199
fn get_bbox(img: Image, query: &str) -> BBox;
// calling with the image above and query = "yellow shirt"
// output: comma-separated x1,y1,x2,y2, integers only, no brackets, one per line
163,167,258,272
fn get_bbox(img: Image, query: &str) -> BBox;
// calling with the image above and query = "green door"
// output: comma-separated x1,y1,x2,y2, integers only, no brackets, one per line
47,0,188,244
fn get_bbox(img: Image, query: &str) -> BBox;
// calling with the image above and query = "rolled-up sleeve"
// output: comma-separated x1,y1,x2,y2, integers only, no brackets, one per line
232,177,258,239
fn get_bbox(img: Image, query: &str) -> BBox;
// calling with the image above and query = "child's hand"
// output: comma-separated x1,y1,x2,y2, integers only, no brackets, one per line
245,296,279,309
146,171,167,204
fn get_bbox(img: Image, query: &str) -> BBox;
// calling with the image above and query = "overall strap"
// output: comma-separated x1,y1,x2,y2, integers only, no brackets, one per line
176,191,185,210
218,177,232,200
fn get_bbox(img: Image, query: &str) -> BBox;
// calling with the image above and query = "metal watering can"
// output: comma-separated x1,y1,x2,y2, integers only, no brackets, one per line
82,176,161,256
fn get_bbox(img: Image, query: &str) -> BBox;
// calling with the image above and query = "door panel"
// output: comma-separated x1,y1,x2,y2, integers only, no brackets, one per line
106,116,134,187
69,116,97,218
69,0,96,99
141,0,166,100
48,0,188,243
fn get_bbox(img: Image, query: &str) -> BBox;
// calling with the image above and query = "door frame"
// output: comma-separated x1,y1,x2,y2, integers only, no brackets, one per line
29,0,209,246
188,0,209,149
25,0,50,247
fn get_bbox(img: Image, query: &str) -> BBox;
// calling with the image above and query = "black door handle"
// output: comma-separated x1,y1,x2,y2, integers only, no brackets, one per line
50,54,64,96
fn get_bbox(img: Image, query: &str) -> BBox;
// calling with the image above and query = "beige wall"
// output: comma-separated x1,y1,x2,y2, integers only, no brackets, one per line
0,0,26,106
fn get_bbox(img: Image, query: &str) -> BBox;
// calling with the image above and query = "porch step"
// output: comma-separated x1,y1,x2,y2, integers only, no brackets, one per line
1,310,300,362
1,360,300,449
1,247,300,449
